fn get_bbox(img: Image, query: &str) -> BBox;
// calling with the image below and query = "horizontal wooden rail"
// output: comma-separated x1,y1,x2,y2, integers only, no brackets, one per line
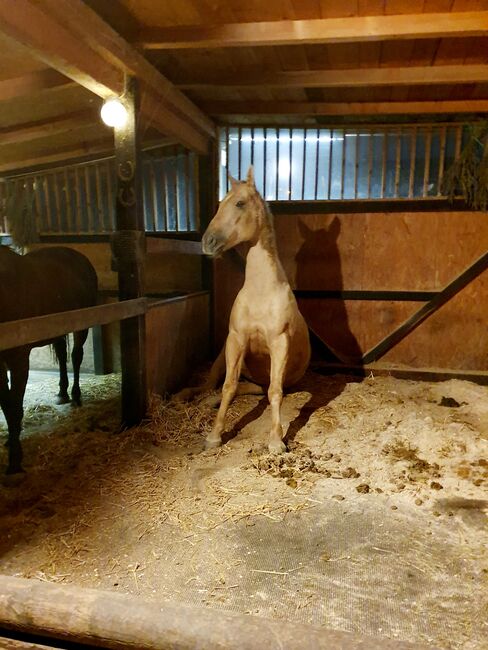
0,298,147,352
295,290,437,301
0,575,433,650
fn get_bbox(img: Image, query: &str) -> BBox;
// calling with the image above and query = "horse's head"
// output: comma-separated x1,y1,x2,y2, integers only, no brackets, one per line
202,166,263,257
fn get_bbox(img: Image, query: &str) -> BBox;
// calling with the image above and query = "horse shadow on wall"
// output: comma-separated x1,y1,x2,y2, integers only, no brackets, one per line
223,216,364,447
283,216,364,445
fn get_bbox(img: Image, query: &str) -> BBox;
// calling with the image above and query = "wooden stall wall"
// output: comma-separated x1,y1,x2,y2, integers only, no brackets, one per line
26,241,205,380
214,210,488,372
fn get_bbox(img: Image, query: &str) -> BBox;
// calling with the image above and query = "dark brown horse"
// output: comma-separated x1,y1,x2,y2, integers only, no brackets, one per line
0,246,98,476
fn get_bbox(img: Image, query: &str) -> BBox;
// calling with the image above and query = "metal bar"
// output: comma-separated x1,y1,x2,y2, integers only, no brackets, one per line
437,125,447,197
94,162,104,233
328,129,333,200
367,130,373,198
225,126,229,192
0,298,147,352
185,151,191,232
73,165,83,233
263,127,267,198
354,131,359,199
394,128,401,198
84,164,94,232
340,128,346,200
288,127,292,199
105,159,115,230
162,159,169,231
62,168,73,232
314,128,320,200
52,172,62,232
275,128,279,200
423,128,432,197
362,250,488,364
237,126,242,179
454,123,462,159
174,148,180,232
294,289,437,301
42,176,52,232
301,128,307,201
408,126,417,198
381,131,387,199
150,160,160,232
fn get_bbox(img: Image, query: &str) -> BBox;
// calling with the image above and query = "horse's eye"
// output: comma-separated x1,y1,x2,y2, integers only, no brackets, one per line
235,200,245,208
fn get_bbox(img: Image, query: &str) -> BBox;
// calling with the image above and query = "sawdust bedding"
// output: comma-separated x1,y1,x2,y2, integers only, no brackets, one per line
0,369,486,647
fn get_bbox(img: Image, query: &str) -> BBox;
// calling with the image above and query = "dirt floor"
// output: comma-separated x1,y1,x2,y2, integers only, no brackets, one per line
0,369,487,649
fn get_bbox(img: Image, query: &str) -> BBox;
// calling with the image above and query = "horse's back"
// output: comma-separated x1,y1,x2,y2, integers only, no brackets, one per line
26,247,98,308
0,246,98,322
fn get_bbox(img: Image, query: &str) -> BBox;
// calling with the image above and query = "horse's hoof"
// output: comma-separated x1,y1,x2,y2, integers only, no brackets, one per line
71,399,82,408
2,471,26,488
268,440,287,454
204,438,222,450
55,395,70,405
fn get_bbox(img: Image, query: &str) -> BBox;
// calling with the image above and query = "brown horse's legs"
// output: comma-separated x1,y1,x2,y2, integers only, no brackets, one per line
71,330,88,406
0,364,10,446
4,352,29,474
53,337,70,404
267,334,289,454
205,333,245,449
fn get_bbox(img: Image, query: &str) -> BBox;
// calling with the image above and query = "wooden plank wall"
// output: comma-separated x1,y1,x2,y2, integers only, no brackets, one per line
146,293,209,395
213,210,488,371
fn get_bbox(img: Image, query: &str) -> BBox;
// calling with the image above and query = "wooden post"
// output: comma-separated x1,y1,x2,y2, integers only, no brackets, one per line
112,76,147,427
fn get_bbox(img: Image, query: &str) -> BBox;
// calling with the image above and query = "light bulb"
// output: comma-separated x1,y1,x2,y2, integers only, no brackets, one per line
100,98,128,128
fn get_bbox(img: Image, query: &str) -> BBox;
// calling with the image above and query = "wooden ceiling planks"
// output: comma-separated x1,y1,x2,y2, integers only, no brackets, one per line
0,0,487,173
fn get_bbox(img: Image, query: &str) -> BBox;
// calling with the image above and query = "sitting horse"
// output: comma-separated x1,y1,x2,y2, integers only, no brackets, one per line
0,246,98,475
179,167,310,453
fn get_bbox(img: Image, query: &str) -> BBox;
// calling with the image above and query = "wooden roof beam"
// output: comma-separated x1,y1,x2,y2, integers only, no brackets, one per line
202,100,488,116
179,64,488,89
0,69,74,102
135,11,488,50
0,0,214,154
0,110,98,146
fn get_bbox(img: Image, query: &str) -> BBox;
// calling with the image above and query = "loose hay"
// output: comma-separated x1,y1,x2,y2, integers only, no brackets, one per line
0,370,486,649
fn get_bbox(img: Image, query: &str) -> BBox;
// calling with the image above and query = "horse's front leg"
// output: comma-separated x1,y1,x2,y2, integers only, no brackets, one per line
267,333,289,454
5,352,29,474
205,331,245,450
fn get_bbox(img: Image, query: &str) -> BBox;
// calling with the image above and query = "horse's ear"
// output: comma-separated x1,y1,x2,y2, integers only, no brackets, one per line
246,165,255,187
228,173,239,191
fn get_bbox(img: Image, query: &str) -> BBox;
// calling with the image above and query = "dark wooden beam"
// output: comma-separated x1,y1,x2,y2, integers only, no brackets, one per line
0,68,74,102
362,251,488,364
295,290,437,301
0,298,146,352
203,100,488,117
112,77,147,427
0,0,213,153
135,11,488,49
178,64,488,89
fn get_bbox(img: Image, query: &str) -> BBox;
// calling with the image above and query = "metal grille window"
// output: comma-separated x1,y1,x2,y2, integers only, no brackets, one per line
0,146,198,236
218,125,468,201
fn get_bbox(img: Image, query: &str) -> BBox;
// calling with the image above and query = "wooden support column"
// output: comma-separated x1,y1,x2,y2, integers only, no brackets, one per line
198,151,217,354
111,77,147,427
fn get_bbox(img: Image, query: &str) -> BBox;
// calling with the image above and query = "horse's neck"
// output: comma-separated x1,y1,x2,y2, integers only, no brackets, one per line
244,226,287,292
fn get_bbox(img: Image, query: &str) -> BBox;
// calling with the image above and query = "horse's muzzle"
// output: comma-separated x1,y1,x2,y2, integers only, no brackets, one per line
202,231,225,257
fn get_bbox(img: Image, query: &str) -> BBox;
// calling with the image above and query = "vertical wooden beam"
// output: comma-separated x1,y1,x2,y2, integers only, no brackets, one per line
111,77,147,427
199,147,217,354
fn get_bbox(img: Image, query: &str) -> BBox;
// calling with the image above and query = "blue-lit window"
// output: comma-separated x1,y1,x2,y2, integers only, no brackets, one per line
218,125,466,201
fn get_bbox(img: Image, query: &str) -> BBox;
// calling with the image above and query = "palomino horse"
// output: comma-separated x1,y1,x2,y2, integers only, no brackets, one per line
180,167,310,453
0,246,98,475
